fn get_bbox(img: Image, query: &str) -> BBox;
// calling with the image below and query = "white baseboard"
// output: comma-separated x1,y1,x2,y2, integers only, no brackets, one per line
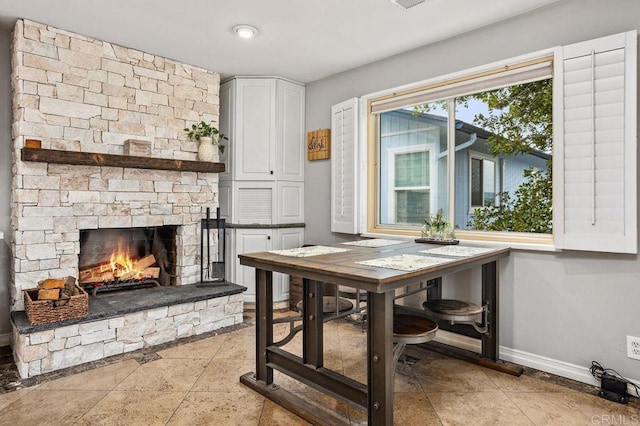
499,346,640,398
0,332,10,347
433,333,639,398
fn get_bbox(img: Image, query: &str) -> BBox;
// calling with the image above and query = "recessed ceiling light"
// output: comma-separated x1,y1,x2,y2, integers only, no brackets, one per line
390,0,427,9
232,25,260,39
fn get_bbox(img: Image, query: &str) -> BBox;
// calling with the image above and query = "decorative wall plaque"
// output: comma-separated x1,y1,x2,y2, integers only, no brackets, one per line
307,129,330,160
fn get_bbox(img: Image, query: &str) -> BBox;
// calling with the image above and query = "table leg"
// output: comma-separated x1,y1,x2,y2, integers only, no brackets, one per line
302,279,324,367
367,291,394,425
426,277,442,300
481,260,498,361
256,269,274,384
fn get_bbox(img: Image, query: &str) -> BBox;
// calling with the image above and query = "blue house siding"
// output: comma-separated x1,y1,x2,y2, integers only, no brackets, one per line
378,110,548,227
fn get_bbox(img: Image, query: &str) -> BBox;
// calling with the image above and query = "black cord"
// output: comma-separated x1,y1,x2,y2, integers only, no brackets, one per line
590,361,640,397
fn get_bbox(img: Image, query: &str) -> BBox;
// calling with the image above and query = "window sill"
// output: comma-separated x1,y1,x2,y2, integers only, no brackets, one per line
361,229,559,253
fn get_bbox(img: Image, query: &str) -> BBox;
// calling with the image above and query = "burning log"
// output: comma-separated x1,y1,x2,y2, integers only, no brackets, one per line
79,266,115,284
79,254,158,284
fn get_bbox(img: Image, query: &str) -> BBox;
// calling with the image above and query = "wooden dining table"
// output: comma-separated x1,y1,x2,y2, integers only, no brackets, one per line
238,240,510,425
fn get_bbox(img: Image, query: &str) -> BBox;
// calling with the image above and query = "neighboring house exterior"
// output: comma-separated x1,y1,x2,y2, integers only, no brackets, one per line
379,109,549,229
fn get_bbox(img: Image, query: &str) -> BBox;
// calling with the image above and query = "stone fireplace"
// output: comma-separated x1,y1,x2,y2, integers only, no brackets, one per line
9,20,245,378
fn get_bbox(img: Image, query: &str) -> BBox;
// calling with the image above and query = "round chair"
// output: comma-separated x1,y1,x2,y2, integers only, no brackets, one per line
392,314,438,370
422,299,487,334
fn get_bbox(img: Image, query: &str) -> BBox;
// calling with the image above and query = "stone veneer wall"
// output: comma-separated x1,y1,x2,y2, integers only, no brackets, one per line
14,293,243,378
10,20,221,310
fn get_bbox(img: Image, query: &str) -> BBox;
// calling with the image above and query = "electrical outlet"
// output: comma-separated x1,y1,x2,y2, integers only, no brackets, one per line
627,335,640,360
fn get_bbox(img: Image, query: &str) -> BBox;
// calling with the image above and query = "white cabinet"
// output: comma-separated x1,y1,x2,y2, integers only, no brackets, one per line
220,76,306,304
219,180,304,225
220,77,305,182
227,227,304,303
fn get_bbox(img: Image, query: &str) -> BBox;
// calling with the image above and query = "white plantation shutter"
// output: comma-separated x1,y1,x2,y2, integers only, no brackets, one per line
331,98,359,234
554,31,637,253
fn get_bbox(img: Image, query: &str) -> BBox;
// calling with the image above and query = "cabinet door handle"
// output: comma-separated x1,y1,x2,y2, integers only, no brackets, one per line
267,236,271,240
270,170,274,175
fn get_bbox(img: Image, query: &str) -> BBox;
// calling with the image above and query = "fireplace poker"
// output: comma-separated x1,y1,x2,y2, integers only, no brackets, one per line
206,207,211,280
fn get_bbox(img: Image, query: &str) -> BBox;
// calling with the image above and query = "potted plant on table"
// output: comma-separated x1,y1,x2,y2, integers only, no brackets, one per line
422,210,454,241
184,121,228,161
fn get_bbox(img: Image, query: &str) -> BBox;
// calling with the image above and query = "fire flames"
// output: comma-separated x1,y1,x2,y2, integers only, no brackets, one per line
109,240,136,279
79,239,159,285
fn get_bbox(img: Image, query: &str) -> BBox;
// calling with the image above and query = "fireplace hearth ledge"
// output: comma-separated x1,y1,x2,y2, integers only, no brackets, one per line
11,282,247,378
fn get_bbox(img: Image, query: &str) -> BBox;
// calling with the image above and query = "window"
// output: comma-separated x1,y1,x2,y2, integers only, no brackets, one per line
393,149,430,224
355,31,636,251
470,155,496,209
369,69,554,239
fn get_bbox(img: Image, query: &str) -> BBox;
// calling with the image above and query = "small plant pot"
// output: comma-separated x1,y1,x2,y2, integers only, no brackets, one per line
198,137,214,161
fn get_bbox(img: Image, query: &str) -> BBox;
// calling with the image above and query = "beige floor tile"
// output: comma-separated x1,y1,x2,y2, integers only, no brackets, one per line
38,358,139,391
484,368,568,393
158,334,228,359
0,386,38,411
115,358,209,391
414,358,499,392
0,389,107,426
213,331,256,360
428,391,533,426
509,390,640,425
258,399,312,426
394,391,442,425
166,390,264,426
191,357,255,392
505,391,596,425
394,363,424,393
76,390,185,426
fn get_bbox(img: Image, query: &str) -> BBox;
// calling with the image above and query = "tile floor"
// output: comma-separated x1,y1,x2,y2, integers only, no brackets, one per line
0,313,638,425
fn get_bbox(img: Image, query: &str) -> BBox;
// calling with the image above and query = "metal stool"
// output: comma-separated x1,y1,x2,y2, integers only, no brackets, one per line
393,314,438,370
422,299,488,334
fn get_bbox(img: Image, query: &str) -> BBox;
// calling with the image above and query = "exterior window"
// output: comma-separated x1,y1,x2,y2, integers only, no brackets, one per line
470,156,496,208
394,151,430,224
370,76,553,236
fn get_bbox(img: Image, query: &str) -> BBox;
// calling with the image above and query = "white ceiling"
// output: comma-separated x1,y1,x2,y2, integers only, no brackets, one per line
0,0,561,83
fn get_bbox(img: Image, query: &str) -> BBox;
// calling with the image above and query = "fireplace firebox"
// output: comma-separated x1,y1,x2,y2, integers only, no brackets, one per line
78,226,177,293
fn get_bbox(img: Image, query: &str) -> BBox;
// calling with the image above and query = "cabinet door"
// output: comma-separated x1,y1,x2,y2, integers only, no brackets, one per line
276,80,305,181
235,79,276,180
235,229,273,301
277,181,304,224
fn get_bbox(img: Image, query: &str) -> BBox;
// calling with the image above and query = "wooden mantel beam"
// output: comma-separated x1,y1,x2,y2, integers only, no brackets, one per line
21,148,225,173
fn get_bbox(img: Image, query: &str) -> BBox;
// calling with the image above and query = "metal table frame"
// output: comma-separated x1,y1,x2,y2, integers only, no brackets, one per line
239,244,509,425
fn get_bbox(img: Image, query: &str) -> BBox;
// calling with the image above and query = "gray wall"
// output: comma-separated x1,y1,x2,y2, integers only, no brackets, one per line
305,0,640,381
0,29,11,337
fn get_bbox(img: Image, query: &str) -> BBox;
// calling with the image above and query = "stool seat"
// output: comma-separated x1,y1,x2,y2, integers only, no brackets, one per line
393,314,438,345
296,296,354,315
423,299,483,322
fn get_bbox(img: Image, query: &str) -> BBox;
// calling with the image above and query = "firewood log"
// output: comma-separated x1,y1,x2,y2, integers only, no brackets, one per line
38,278,65,289
38,288,60,300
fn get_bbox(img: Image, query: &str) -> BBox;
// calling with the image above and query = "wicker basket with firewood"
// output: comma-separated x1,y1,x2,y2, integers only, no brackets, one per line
24,276,88,326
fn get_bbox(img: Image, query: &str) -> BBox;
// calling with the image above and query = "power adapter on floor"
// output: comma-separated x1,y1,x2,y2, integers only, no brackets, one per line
599,373,629,405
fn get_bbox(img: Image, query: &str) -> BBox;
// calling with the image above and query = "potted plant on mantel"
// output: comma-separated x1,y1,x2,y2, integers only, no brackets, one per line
184,121,228,162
